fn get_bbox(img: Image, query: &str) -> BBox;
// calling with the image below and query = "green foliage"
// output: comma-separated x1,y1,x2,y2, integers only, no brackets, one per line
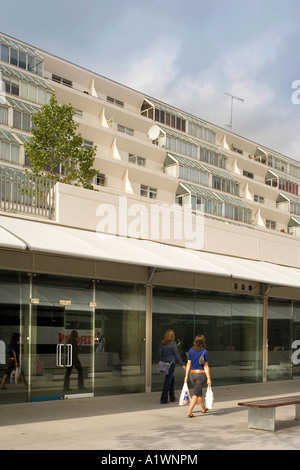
25,95,97,190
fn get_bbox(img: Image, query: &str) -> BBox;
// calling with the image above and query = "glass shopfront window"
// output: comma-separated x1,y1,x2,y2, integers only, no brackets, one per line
292,301,300,378
30,274,94,401
0,271,30,404
1,268,299,405
94,281,146,396
152,287,263,392
267,299,293,381
0,272,146,405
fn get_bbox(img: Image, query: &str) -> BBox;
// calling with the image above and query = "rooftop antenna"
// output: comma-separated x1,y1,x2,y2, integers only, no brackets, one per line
224,92,244,131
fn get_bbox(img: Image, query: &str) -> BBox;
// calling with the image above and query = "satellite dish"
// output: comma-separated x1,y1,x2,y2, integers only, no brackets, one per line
148,125,161,140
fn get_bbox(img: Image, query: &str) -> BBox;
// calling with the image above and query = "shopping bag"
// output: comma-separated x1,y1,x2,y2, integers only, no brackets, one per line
179,381,191,406
204,385,214,409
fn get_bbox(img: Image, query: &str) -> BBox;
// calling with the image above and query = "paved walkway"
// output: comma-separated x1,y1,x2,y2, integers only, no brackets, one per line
0,379,300,450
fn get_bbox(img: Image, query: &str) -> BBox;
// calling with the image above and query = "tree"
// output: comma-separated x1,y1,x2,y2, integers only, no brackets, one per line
25,95,97,190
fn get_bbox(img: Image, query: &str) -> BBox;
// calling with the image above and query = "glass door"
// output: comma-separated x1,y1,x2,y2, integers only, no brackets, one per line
0,271,30,405
30,275,94,401
62,303,94,397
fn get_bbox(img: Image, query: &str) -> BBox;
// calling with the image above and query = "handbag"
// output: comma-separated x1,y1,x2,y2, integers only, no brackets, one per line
179,381,191,406
199,350,206,366
157,360,172,374
204,385,214,409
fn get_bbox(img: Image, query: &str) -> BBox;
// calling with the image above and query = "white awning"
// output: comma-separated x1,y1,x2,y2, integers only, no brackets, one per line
186,251,300,289
1,215,300,288
0,216,229,277
0,225,27,250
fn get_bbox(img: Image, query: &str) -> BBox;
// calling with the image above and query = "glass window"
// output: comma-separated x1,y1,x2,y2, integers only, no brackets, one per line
10,48,18,66
0,106,8,125
27,55,36,72
13,110,22,129
1,44,9,62
1,141,10,161
152,287,263,389
20,81,29,100
3,78,11,94
22,113,31,132
11,144,19,163
0,141,19,164
19,51,26,69
29,84,37,102
0,270,30,405
268,299,293,381
292,302,300,378
95,281,146,395
11,79,19,96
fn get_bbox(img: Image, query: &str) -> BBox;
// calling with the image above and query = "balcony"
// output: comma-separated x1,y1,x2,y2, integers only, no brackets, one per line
0,164,55,219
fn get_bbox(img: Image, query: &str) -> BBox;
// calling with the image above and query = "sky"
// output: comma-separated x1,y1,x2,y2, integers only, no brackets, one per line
2,0,300,161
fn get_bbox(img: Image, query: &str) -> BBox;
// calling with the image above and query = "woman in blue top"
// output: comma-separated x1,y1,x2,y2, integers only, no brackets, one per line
184,334,211,417
158,329,186,404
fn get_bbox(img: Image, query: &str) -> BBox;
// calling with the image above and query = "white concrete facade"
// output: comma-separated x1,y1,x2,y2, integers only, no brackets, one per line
1,32,300,269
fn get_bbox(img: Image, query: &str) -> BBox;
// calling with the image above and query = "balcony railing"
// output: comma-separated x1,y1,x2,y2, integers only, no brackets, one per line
0,164,55,219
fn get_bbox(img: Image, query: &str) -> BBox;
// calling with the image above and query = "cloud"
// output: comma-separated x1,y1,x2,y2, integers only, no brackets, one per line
118,35,182,98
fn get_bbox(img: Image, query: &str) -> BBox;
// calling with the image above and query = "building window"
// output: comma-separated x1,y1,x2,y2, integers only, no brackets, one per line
95,173,105,186
179,165,210,187
200,147,227,169
224,204,252,224
266,219,276,230
278,179,298,196
166,136,197,159
1,44,9,63
13,110,31,132
52,74,73,88
2,73,52,105
3,77,19,96
107,96,124,107
0,106,8,125
140,185,157,199
117,124,134,136
254,194,264,204
83,139,94,149
154,108,186,132
188,121,216,145
212,176,240,196
0,140,19,164
0,40,43,75
129,154,146,166
243,170,254,179
141,100,186,133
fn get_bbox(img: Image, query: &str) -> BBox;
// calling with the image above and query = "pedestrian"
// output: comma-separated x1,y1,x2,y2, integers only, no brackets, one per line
0,333,27,389
63,330,85,391
184,334,211,417
158,329,185,404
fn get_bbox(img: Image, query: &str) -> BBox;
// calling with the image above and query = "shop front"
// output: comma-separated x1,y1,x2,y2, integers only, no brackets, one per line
0,271,146,404
1,267,300,406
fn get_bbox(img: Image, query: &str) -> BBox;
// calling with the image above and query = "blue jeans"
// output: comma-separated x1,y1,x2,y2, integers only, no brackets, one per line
160,362,176,403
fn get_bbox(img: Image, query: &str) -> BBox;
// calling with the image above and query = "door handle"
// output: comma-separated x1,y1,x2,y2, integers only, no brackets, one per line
65,344,72,367
56,343,63,367
56,343,72,367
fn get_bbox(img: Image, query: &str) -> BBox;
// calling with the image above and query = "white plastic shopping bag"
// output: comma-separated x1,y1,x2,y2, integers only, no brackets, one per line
179,381,191,406
204,385,214,409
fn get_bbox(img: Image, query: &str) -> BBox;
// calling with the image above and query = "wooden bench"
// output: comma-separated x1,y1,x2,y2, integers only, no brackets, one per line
238,396,300,431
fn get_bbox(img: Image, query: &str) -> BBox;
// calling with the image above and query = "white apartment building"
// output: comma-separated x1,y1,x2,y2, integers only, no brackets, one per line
0,33,300,405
